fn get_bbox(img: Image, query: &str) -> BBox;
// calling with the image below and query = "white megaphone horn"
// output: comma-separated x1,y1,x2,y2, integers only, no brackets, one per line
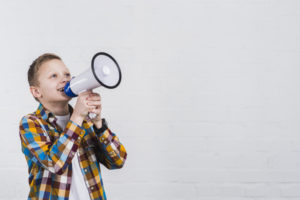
63,52,122,118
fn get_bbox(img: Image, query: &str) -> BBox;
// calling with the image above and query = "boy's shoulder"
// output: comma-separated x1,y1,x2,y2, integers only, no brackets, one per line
19,113,44,130
22,108,39,118
19,103,47,127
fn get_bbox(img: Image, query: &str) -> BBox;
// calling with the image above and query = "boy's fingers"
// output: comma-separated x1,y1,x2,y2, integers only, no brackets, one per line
81,90,92,94
88,105,96,110
87,97,101,101
87,101,101,106
88,106,101,112
87,94,101,101
92,109,101,114
79,91,93,98
90,92,99,96
90,106,101,114
89,93,100,98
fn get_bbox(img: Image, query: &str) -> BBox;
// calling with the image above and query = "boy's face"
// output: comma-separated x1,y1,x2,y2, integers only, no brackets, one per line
31,59,72,103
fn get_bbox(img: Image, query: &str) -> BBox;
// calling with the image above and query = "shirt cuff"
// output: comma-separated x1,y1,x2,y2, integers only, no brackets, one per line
68,120,85,139
93,124,107,135
93,118,108,135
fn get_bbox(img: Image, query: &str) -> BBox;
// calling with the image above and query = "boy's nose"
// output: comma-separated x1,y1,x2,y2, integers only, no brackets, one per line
61,77,69,84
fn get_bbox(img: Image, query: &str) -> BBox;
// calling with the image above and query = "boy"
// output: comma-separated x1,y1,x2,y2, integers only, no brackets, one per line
19,53,127,200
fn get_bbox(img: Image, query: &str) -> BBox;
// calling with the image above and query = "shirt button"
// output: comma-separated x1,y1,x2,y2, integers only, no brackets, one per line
84,169,88,172
91,186,94,190
101,137,105,141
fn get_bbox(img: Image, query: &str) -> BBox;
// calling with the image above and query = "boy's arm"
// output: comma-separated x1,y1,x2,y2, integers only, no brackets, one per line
19,115,84,175
92,119,127,169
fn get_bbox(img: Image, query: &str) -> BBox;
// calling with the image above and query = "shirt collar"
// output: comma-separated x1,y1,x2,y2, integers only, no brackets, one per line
35,103,74,122
35,103,92,124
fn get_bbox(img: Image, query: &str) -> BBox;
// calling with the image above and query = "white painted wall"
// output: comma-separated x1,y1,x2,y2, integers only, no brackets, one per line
1,0,300,199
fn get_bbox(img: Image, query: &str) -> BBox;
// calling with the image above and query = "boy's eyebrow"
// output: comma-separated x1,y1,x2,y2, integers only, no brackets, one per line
46,70,70,75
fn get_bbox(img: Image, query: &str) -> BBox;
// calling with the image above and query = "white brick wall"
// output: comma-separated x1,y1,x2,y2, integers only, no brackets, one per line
1,0,300,199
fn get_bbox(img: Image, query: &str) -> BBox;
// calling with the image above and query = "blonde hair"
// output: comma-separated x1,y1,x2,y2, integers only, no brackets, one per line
28,53,61,101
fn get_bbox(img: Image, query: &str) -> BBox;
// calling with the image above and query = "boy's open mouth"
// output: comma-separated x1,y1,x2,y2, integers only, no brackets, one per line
57,87,64,92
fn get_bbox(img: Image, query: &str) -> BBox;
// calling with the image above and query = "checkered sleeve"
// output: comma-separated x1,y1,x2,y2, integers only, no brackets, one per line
94,128,127,169
19,115,84,175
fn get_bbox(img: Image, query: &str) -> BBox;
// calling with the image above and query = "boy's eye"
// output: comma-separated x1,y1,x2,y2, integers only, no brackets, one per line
65,73,70,77
51,74,57,78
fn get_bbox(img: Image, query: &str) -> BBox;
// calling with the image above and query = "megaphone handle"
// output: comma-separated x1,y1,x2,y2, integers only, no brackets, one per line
85,89,97,119
88,112,97,119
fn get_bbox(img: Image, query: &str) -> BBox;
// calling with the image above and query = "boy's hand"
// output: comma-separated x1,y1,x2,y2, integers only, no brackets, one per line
70,90,94,126
86,92,102,129
70,90,102,127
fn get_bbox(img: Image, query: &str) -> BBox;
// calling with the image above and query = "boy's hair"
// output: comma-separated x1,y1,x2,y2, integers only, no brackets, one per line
28,53,61,102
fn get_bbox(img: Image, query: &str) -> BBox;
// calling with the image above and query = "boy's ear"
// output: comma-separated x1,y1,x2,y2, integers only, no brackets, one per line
30,86,42,99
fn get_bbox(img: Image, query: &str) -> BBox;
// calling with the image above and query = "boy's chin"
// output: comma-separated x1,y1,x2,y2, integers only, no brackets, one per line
55,95,72,102
61,96,72,102
40,94,72,104
58,92,72,100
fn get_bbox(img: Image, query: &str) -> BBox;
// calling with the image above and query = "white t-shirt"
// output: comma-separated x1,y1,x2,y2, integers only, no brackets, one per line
55,114,91,200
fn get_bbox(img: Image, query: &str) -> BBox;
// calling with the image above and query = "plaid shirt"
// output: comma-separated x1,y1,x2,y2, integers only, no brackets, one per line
19,103,127,200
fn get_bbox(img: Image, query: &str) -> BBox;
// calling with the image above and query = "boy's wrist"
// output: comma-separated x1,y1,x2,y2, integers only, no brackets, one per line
94,120,103,129
93,118,108,133
70,113,84,126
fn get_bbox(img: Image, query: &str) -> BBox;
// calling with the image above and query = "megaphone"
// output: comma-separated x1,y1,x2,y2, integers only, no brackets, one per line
63,52,121,118
64,52,121,97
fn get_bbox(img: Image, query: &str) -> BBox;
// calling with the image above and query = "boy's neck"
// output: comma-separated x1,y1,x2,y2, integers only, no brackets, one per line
41,101,70,116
